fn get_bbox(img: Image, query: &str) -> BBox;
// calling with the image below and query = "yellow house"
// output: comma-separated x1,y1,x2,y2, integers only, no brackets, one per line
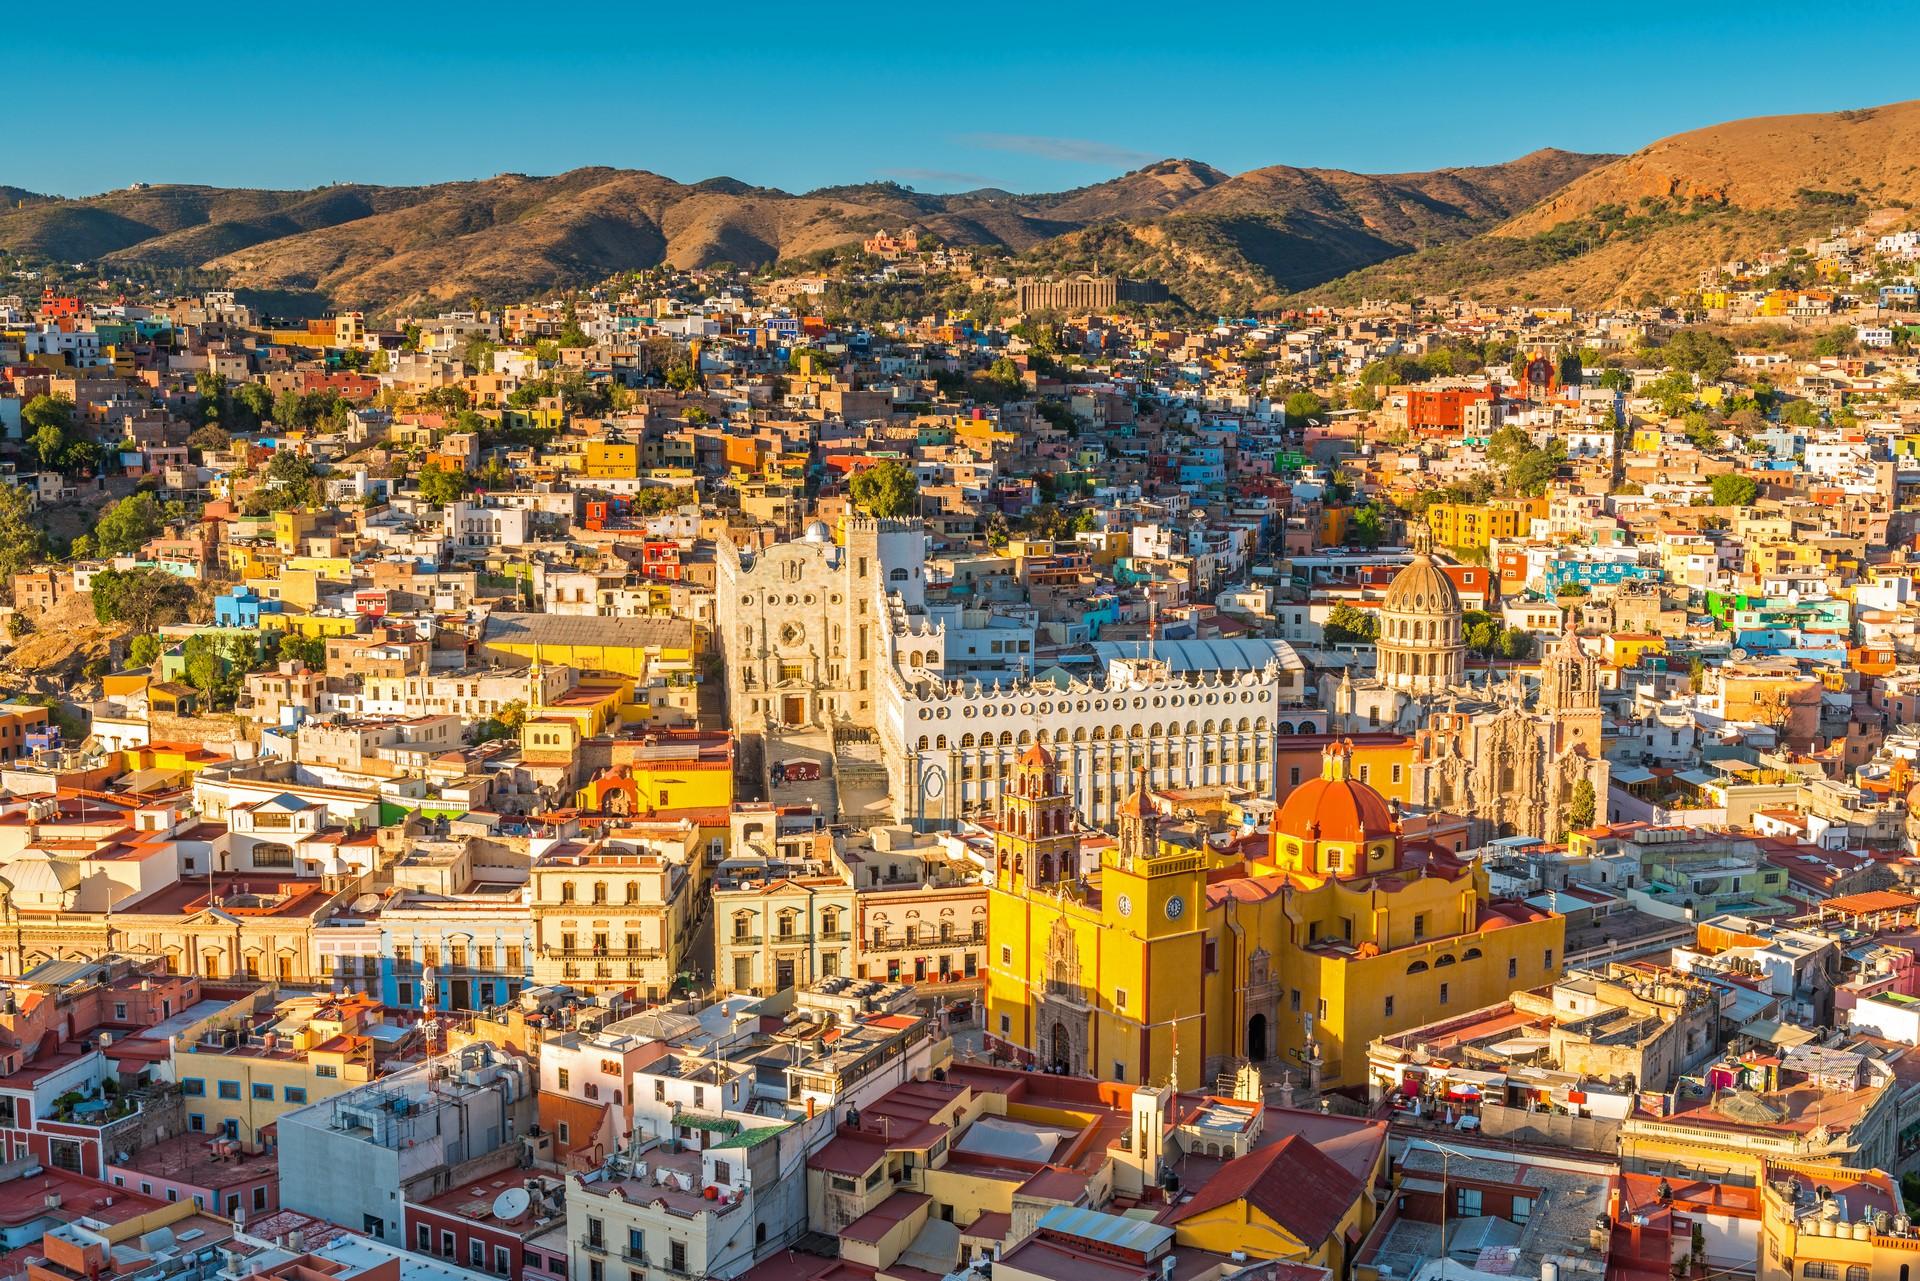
1602,632,1667,670
573,731,734,817
272,510,319,554
258,611,361,639
1425,499,1540,550
986,742,1562,1092
584,438,641,480
1756,1158,1909,1281
483,617,696,680
1748,540,1820,576
531,674,634,741
522,716,583,763
1163,1131,1377,1272
173,994,382,1150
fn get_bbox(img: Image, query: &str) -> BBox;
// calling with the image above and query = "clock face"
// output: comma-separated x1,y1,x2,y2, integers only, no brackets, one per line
1164,895,1186,921
1116,894,1133,918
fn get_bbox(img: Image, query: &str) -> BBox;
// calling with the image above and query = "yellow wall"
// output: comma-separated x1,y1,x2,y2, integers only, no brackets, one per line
585,440,640,479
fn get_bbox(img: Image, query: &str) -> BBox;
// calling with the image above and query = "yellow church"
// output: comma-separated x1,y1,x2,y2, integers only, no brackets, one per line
986,740,1564,1092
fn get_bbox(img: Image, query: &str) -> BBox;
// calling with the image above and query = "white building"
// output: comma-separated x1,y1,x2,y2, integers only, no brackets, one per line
878,637,1313,826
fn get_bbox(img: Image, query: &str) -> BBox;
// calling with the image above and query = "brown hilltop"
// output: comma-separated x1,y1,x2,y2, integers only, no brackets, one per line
0,151,1611,312
1501,99,1920,236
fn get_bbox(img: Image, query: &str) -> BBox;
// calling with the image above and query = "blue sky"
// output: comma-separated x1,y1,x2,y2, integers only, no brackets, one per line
12,1,1920,196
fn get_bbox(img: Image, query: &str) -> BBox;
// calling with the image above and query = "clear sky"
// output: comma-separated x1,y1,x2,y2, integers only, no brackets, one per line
14,0,1920,197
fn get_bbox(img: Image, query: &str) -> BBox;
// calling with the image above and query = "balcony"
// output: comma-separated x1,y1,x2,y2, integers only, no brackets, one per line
546,947,669,962
725,934,764,947
866,935,977,955
581,1241,607,1257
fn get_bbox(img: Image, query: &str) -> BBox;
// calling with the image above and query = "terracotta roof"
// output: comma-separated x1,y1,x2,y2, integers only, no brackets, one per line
1163,1133,1359,1247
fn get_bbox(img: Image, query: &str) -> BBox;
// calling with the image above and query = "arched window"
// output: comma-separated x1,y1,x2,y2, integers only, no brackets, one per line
1462,948,1483,961
890,568,909,581
592,882,608,904
1434,954,1457,967
625,881,640,904
560,883,575,903
1407,961,1429,974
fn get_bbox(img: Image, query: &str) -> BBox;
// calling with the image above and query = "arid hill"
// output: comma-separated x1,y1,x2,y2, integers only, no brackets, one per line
1307,100,1920,307
0,153,1608,312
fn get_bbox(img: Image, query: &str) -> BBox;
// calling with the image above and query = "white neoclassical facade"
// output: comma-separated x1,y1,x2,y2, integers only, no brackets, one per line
876,637,1321,827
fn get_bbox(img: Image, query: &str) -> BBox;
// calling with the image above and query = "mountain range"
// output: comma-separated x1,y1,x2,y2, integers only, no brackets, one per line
5,99,1919,313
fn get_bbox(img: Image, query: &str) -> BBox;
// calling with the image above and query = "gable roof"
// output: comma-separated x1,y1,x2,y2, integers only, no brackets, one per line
1164,1133,1360,1246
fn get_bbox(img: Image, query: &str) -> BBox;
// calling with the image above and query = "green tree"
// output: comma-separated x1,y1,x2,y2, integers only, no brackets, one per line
848,460,919,517
1681,411,1720,451
1349,502,1389,549
0,484,49,597
21,394,73,441
187,425,231,458
1710,473,1759,506
1323,604,1378,645
476,458,512,491
983,357,1024,396
416,462,471,509
127,633,163,669
1508,441,1566,496
1597,367,1633,393
90,568,193,632
275,632,327,670
94,493,166,557
28,423,65,471
1780,400,1822,428
259,450,317,510
233,382,274,429
1496,628,1534,660
1661,329,1735,379
1283,391,1326,424
181,633,248,706
463,336,498,372
1566,778,1596,832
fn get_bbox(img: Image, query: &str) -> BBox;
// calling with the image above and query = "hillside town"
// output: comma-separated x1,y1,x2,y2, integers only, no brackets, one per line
5,201,1920,1281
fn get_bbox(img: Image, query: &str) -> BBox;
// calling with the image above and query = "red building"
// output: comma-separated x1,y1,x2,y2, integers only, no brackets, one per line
1406,386,1496,431
405,1169,562,1281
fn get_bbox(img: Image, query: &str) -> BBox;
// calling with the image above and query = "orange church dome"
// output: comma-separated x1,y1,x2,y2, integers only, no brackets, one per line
1276,741,1395,843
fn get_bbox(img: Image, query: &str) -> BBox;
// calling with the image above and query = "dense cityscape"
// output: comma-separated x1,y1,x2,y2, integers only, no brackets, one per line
7,87,1920,1281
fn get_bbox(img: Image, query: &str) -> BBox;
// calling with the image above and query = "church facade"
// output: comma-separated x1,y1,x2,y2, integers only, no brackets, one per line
1323,531,1609,844
985,742,1566,1093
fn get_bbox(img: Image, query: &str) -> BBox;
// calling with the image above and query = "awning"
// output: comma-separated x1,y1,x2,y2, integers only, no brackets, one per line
1611,764,1656,785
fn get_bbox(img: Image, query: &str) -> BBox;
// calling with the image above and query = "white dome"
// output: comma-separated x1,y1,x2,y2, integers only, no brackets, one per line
801,521,832,543
0,858,82,910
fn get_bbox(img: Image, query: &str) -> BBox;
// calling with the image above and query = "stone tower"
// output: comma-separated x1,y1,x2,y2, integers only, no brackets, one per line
1376,526,1466,695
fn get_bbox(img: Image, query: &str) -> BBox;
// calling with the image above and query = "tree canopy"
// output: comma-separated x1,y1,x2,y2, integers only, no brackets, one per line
849,460,919,518
1709,472,1759,506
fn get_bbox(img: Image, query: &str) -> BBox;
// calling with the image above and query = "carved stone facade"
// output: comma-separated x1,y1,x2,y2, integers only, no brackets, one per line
1325,549,1611,843
1399,626,1610,843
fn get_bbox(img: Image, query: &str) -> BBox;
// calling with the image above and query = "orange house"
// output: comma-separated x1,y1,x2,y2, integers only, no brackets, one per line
1274,732,1417,808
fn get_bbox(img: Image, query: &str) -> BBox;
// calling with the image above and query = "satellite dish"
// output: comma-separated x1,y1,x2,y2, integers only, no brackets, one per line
493,1187,531,1220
